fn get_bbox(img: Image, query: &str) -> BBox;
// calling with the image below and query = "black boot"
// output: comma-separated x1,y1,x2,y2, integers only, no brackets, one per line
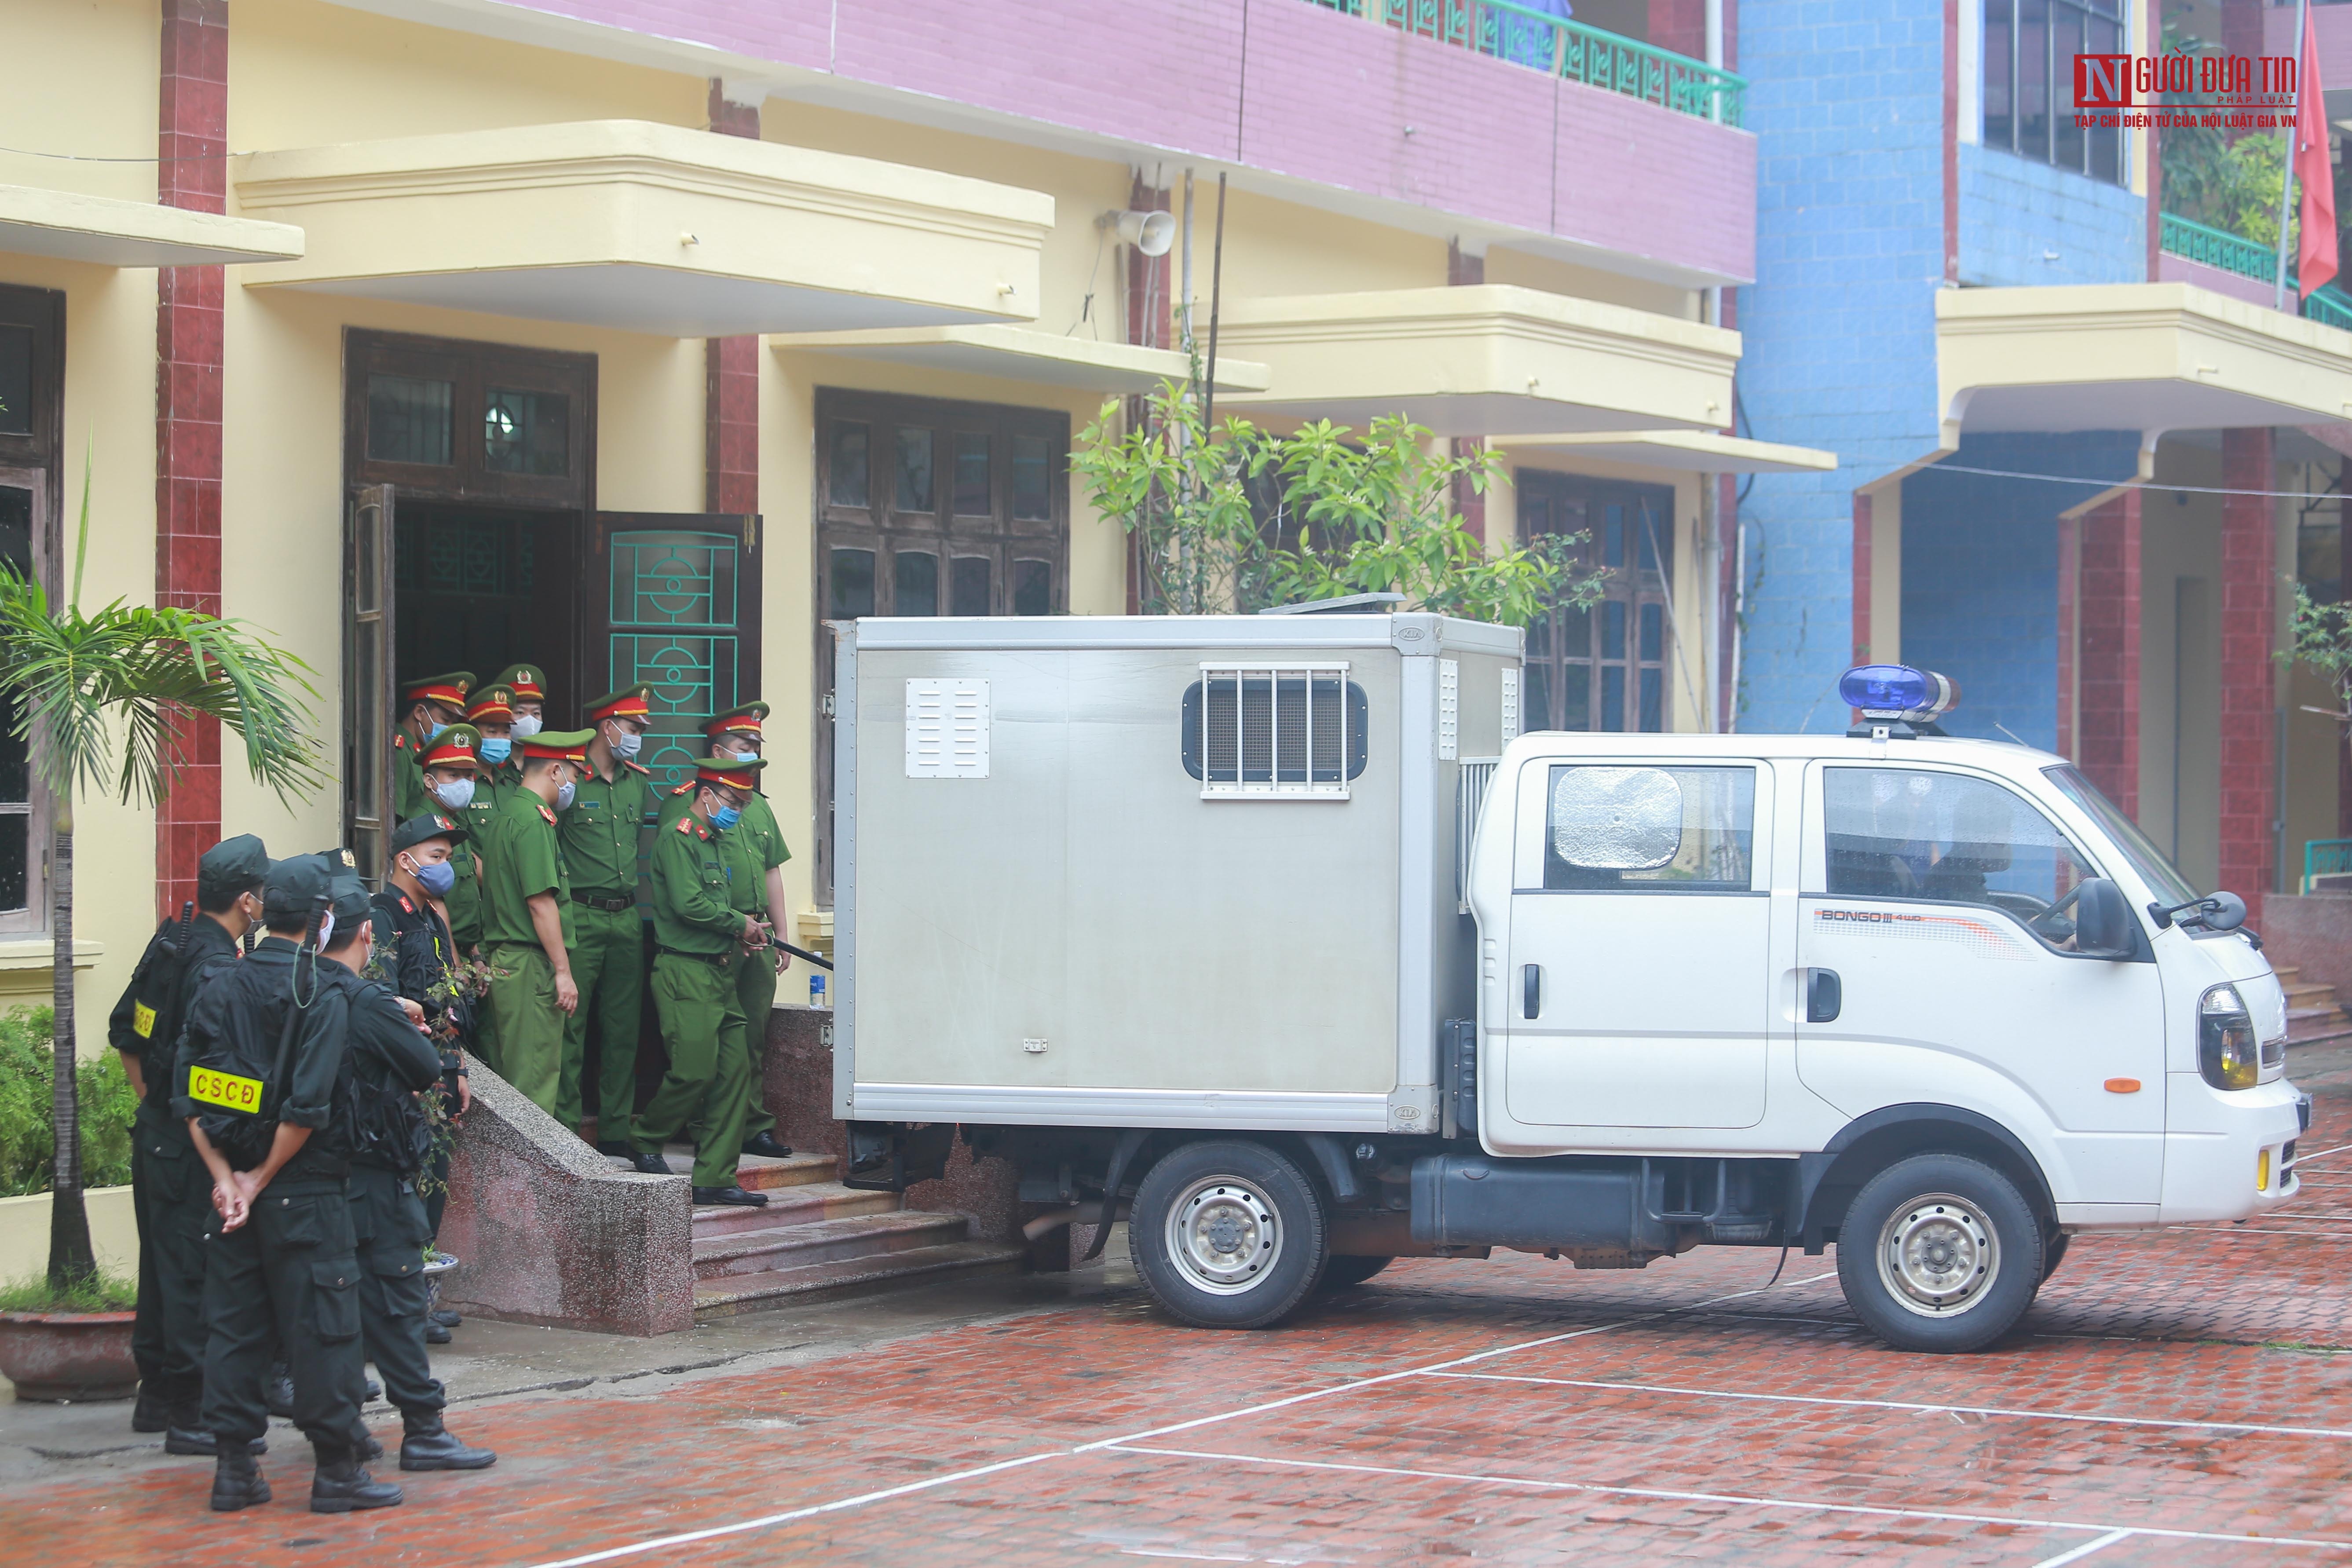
428,1308,461,1328
399,1417,497,1472
165,1425,267,1457
741,1133,794,1159
132,1382,172,1433
628,1149,671,1175
424,1319,452,1345
264,1363,296,1419
309,1451,404,1514
209,1449,271,1512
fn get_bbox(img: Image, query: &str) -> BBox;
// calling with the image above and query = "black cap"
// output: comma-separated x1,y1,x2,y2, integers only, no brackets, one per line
261,853,336,925
196,833,270,899
326,870,373,929
390,813,468,855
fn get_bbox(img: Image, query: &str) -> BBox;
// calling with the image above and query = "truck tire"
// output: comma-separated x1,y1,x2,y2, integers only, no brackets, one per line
1835,1152,2042,1354
1319,1255,1394,1290
1129,1140,1328,1330
2039,1231,2070,1285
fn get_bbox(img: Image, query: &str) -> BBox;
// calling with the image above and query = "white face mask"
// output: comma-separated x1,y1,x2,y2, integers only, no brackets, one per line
432,777,476,811
607,726,644,760
511,714,544,739
554,779,578,811
315,911,335,950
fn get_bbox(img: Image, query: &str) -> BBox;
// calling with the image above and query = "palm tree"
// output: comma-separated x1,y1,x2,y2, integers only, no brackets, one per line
0,454,323,1290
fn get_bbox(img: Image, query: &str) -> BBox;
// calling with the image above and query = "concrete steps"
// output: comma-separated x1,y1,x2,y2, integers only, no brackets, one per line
619,1146,1026,1320
2276,966,2352,1047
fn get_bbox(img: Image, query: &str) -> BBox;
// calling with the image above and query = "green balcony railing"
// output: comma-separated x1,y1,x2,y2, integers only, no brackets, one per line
2158,211,2352,333
2306,837,2352,892
1302,0,1746,126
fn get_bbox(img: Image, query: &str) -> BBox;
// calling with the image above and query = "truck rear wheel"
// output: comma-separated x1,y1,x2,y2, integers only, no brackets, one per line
1835,1152,2042,1354
1129,1140,1328,1329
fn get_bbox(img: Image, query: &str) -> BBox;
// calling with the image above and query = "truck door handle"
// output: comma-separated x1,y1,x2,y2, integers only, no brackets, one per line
1807,968,1842,1023
1523,964,1541,1020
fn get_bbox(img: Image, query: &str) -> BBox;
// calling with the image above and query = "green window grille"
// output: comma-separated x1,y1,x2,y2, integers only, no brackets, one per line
610,531,743,789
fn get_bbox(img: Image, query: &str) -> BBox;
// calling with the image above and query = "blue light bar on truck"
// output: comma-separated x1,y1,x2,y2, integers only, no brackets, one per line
1838,664,1959,722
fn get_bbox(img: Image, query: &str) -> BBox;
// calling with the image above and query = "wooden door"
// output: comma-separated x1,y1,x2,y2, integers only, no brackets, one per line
344,483,398,881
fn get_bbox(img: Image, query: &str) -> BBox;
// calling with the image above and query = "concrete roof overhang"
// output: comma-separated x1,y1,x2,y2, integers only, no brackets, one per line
0,184,303,267
1214,285,1739,439
1938,283,2352,469
233,121,1053,338
769,325,1269,395
1494,429,1836,474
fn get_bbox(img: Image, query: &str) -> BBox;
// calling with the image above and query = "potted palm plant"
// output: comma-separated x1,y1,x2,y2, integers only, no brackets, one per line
0,455,322,1401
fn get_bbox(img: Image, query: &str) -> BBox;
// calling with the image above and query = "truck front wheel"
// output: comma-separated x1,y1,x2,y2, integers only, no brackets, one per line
1130,1140,1328,1330
1836,1153,2043,1354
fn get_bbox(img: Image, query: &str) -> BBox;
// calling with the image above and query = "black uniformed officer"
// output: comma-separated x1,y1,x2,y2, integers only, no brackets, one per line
339,849,497,1477
370,814,476,1341
108,833,269,1450
175,855,406,1514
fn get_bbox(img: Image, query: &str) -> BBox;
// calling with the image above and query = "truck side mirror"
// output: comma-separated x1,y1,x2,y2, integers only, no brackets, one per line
2072,877,2135,959
2198,890,2248,932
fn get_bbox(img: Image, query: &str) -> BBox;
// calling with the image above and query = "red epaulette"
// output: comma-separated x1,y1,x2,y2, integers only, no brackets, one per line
392,734,409,751
670,782,692,796
397,896,414,914
674,815,696,834
537,804,556,825
625,760,651,775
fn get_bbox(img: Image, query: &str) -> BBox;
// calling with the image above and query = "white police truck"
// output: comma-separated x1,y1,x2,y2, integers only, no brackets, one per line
831,612,2307,1352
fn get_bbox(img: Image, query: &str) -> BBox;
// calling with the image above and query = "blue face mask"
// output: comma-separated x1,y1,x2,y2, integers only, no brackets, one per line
424,721,449,745
710,804,743,831
411,858,457,898
478,737,512,764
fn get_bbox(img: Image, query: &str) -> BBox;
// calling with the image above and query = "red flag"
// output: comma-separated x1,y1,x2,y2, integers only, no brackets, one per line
2296,9,2337,298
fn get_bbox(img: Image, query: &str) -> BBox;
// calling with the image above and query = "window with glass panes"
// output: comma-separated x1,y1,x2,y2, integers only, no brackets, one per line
812,390,1069,902
1983,0,2125,183
1515,472,1675,735
0,286,62,932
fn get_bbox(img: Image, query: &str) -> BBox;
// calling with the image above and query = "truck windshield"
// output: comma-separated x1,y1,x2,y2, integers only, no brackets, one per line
2042,765,2198,906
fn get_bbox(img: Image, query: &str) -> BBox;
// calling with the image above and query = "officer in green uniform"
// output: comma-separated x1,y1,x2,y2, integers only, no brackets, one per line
627,756,768,1206
558,685,659,1151
476,728,593,1115
490,663,549,744
176,855,404,1515
466,683,523,804
391,673,474,825
702,705,795,1159
108,834,269,1451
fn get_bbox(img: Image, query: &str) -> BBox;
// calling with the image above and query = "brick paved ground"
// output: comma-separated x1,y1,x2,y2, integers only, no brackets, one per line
8,1045,2352,1566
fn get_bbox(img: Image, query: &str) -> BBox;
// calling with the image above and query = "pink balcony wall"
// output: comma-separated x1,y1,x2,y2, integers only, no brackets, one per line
472,0,1755,284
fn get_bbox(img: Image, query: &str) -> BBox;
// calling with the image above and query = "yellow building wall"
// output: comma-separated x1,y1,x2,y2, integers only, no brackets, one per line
9,0,1744,1005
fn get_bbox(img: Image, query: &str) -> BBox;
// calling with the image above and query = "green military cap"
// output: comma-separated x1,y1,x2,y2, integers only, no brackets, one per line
419,723,484,771
692,755,766,789
585,685,654,725
491,664,547,704
702,702,769,743
390,812,469,854
399,673,475,711
519,728,597,764
196,833,271,898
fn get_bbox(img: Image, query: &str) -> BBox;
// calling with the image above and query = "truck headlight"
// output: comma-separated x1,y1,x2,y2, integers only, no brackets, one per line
2199,984,2259,1091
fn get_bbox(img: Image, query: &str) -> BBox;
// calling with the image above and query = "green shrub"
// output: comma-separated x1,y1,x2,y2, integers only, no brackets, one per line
0,1271,137,1312
0,1007,136,1197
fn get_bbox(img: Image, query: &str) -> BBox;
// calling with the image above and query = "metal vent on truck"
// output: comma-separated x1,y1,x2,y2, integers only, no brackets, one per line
1456,758,1500,913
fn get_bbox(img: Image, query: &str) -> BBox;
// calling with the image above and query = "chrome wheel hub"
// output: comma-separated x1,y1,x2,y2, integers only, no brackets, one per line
1166,1177,1283,1296
1876,1192,2000,1317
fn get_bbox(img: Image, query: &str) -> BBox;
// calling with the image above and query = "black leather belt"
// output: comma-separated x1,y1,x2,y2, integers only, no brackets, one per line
572,892,636,913
656,945,737,969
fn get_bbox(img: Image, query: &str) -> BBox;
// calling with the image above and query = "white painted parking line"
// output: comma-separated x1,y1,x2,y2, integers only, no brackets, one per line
2292,1143,2352,1166
1426,1370,2352,1441
1105,1444,2352,1553
523,1270,1841,1568
2028,1531,2137,1568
